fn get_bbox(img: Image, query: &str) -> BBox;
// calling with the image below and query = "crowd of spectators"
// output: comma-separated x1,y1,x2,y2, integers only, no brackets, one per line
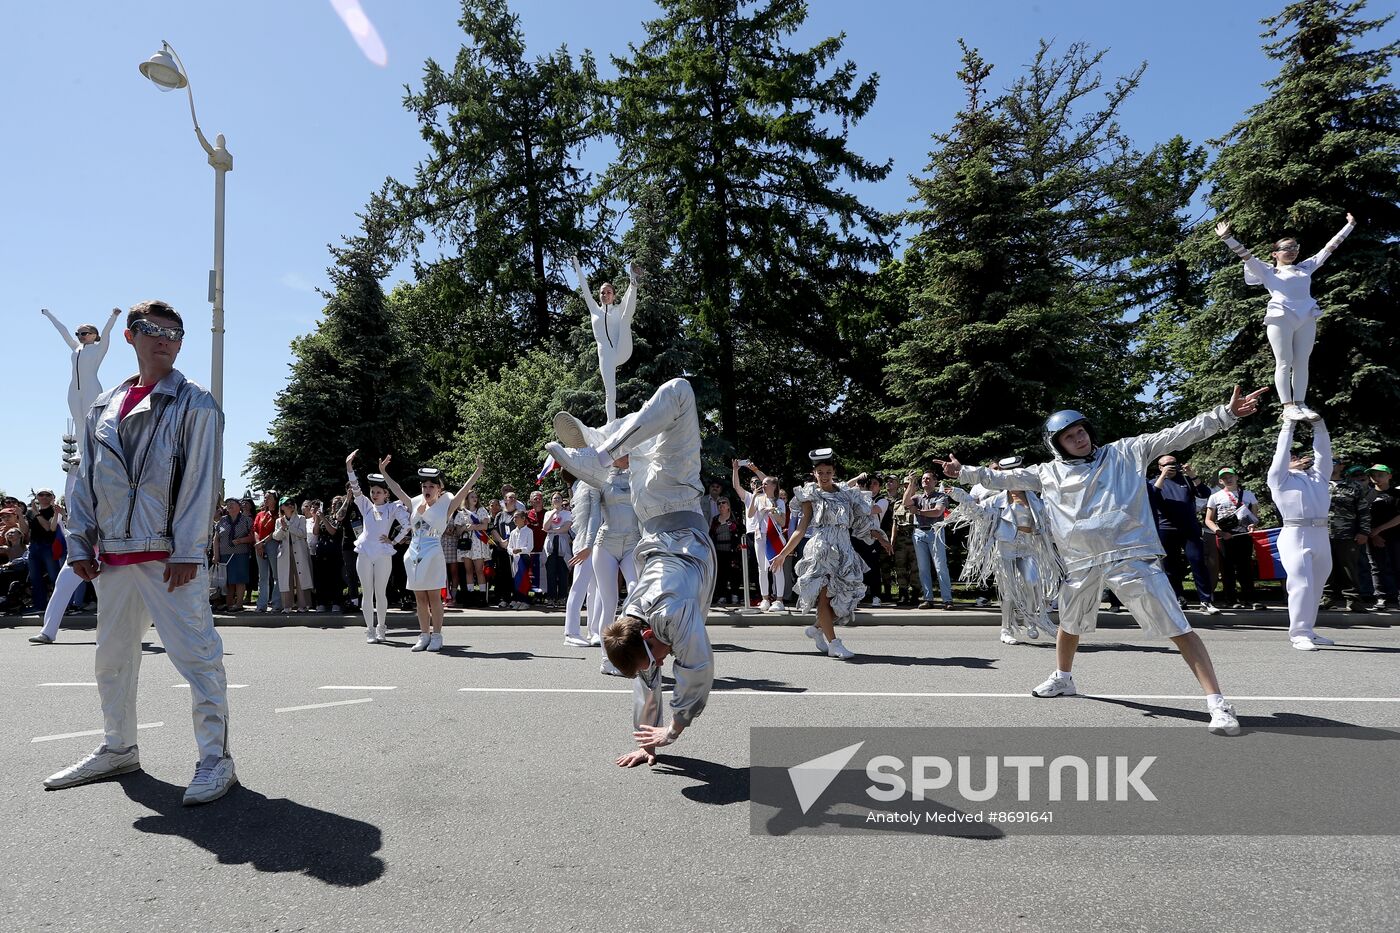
4,452,1398,618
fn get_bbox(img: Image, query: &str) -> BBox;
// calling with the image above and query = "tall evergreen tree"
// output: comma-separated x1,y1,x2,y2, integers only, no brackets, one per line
393,0,604,343
246,201,425,496
605,0,894,446
1172,0,1400,473
882,42,1152,466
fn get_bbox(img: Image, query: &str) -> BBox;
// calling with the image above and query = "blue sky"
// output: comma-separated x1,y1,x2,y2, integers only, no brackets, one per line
4,0,1389,499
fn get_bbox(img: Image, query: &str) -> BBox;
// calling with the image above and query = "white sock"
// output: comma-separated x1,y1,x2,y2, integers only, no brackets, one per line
1207,693,1226,708
1056,670,1073,680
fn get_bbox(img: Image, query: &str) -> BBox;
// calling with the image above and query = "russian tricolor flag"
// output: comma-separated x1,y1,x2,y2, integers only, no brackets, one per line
764,515,787,561
536,455,558,485
513,554,533,594
1250,528,1287,581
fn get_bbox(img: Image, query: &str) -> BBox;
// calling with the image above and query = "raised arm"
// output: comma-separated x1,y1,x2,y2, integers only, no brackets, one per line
572,255,602,317
1311,419,1332,486
1130,386,1266,469
1307,213,1356,269
1267,420,1295,491
1214,221,1275,287
99,306,122,343
41,308,78,350
448,459,484,514
619,263,640,324
378,455,413,510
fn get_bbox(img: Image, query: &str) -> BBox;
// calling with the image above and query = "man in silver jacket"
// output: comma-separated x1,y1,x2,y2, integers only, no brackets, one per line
44,300,235,804
941,385,1268,736
547,377,716,767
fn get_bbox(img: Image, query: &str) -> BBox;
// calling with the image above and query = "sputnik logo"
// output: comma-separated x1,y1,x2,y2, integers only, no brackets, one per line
787,742,865,814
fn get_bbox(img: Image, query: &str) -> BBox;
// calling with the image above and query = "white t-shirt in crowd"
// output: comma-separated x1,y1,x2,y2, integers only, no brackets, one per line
1206,488,1260,528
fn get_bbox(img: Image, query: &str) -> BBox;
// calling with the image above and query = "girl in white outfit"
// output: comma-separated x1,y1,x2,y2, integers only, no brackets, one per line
346,450,411,643
563,474,602,646
379,454,483,653
590,459,641,674
42,307,123,426
748,476,789,612
1215,214,1355,422
1267,417,1335,650
30,310,122,645
572,256,640,422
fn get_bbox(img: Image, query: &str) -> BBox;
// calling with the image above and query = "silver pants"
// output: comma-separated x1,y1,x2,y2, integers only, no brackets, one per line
996,539,1051,635
94,561,230,759
1058,558,1192,638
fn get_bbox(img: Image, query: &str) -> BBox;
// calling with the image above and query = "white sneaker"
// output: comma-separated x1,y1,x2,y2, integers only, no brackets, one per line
427,633,443,652
827,638,855,660
365,628,379,644
1202,602,1222,616
564,634,592,648
600,658,625,677
759,599,771,612
1000,630,1018,645
1310,633,1336,646
1032,672,1076,698
769,600,786,613
589,633,602,647
804,624,829,653
376,622,388,641
1282,405,1311,423
551,410,590,448
183,754,238,805
871,597,881,608
1291,635,1319,651
43,744,141,790
29,633,54,644
1208,702,1241,736
1295,403,1322,422
411,634,432,652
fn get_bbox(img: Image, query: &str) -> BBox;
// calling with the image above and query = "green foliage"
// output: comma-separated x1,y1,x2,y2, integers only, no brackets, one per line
881,41,1153,468
392,0,605,344
1167,0,1400,478
437,349,581,498
605,0,894,448
245,201,427,498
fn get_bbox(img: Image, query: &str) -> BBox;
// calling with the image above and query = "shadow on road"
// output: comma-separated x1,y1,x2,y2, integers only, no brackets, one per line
1087,697,1400,737
119,772,385,887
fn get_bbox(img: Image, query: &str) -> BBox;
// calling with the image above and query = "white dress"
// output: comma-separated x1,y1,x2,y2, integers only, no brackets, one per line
404,495,452,591
463,506,492,561
791,482,877,623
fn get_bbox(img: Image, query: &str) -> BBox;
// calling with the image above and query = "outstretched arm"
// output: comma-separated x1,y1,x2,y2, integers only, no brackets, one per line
99,307,122,343
619,264,639,325
378,455,413,510
1307,213,1356,269
1267,421,1295,491
448,459,485,513
572,255,602,318
41,309,78,350
1214,221,1274,286
1311,419,1332,485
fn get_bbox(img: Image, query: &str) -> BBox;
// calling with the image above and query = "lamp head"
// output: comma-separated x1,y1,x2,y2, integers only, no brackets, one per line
139,45,187,91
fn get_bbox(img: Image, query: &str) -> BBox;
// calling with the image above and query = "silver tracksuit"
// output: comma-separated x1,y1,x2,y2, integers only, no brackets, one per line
595,378,716,729
960,404,1239,638
67,369,230,760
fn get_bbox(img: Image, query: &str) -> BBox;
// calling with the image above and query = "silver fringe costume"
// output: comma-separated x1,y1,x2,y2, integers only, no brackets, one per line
946,486,1061,640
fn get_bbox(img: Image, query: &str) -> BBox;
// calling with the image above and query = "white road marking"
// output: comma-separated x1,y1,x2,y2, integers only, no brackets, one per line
32,722,163,744
275,698,375,713
39,682,98,687
457,687,1400,703
319,685,398,691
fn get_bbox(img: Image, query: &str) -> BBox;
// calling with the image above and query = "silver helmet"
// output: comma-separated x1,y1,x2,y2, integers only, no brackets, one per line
1043,410,1093,460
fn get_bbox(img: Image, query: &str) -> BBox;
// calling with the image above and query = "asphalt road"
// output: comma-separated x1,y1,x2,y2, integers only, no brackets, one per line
3,614,1398,933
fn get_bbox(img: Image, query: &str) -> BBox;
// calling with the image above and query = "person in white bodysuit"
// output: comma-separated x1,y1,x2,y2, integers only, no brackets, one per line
28,309,124,645
1214,214,1355,423
346,450,411,643
1267,417,1336,650
42,307,123,426
572,256,641,423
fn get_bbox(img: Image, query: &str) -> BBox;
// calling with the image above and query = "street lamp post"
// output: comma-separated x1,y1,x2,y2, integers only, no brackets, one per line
138,41,233,410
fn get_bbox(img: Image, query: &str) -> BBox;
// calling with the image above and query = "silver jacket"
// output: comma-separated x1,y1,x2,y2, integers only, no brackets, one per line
570,479,602,550
594,468,641,552
959,405,1237,574
599,378,705,524
68,369,223,564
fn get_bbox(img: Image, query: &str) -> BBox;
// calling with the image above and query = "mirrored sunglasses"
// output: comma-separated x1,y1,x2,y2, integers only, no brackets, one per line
130,318,185,341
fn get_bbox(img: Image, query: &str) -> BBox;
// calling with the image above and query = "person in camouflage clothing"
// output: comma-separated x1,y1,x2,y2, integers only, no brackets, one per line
1324,461,1373,612
889,479,920,606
